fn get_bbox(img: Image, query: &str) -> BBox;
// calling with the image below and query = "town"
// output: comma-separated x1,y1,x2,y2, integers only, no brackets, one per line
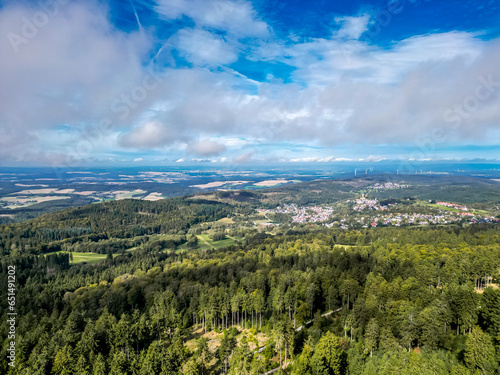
367,182,410,190
256,198,498,229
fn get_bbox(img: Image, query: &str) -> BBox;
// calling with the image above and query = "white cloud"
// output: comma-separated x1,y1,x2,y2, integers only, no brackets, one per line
334,14,371,40
119,120,173,148
155,0,269,37
366,155,387,162
134,158,143,162
232,152,253,163
173,28,239,66
0,1,150,161
186,139,227,156
289,156,338,163
290,157,320,162
1,0,499,164
321,156,336,162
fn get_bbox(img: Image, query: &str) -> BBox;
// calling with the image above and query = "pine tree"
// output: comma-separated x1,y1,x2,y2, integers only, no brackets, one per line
464,326,497,373
92,353,107,375
365,318,379,357
310,332,343,375
74,355,90,375
292,339,314,375
52,346,74,375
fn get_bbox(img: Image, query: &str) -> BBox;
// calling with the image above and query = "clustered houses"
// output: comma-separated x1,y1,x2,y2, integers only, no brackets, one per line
340,211,497,228
347,200,496,227
367,182,409,189
256,199,498,229
436,201,468,210
287,204,334,224
258,203,334,224
367,212,472,227
350,197,390,211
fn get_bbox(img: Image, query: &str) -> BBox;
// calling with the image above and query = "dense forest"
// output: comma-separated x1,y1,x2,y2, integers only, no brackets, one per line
1,190,499,374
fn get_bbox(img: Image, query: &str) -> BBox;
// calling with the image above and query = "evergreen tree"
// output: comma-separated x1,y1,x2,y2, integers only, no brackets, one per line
310,332,343,375
464,326,497,374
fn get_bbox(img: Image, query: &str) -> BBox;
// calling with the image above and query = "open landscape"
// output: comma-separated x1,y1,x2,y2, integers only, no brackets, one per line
1,172,500,374
1,0,500,374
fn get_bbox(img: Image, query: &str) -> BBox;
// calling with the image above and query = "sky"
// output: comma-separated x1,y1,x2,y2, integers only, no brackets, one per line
0,0,499,167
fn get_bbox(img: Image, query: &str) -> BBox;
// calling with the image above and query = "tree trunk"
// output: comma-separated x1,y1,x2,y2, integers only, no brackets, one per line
285,342,287,367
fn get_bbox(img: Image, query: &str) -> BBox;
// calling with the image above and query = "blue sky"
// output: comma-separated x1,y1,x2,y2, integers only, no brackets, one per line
0,0,499,167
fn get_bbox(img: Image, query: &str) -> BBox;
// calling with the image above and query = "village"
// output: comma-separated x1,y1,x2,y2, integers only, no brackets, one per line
256,198,498,229
367,182,410,190
257,203,334,224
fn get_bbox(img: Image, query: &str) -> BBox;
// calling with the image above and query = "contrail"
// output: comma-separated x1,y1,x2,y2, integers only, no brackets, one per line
130,0,143,33
149,41,176,67
221,66,262,87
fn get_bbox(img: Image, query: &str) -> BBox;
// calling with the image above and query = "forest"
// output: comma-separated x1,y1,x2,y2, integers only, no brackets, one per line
0,187,499,374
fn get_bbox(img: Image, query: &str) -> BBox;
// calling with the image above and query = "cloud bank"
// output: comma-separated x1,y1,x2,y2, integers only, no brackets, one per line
0,0,499,165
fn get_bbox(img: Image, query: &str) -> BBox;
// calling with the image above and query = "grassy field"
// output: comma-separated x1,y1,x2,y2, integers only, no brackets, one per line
198,234,239,249
46,247,142,265
70,253,108,264
46,235,241,260
420,201,490,215
176,234,241,252
423,202,461,212
217,217,235,224
253,219,272,224
45,251,108,264
176,241,212,253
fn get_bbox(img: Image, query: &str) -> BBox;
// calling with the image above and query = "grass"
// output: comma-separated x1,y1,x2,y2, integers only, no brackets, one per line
253,219,271,224
46,234,241,260
424,202,461,212
176,234,243,253
176,241,212,253
198,234,239,249
421,201,490,215
70,253,108,264
46,247,142,265
227,235,244,242
45,251,108,264
217,217,235,224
